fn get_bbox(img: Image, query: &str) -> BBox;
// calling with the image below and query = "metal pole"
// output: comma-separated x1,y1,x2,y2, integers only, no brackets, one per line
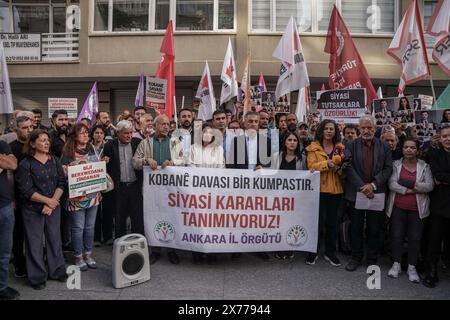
429,75,437,103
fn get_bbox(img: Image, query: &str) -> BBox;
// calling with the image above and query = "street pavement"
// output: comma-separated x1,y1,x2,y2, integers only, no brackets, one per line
7,246,450,300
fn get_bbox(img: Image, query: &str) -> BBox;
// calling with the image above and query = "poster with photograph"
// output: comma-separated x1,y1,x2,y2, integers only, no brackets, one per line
250,85,263,108
261,91,276,112
418,94,434,110
276,94,290,113
373,96,415,126
414,109,446,141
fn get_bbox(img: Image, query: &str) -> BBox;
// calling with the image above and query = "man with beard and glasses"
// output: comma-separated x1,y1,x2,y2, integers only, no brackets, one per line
95,111,116,141
50,110,69,159
344,116,393,271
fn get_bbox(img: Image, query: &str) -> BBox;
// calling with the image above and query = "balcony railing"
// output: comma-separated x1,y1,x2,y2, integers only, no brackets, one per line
41,32,79,62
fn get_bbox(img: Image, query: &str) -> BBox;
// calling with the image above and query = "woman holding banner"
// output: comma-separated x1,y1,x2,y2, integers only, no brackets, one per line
15,129,67,290
274,131,307,261
189,123,225,264
306,120,345,267
61,123,102,272
386,138,434,283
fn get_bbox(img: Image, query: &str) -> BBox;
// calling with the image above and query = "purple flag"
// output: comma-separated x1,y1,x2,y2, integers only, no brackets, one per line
135,73,145,107
77,82,98,124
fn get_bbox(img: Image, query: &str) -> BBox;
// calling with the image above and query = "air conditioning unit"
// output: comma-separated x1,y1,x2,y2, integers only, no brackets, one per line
112,234,150,289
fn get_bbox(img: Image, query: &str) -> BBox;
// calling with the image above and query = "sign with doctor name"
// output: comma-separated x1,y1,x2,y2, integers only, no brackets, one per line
48,98,78,119
143,167,320,253
0,33,41,63
68,162,107,199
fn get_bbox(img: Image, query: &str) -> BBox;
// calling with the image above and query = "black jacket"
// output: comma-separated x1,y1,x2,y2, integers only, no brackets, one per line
344,137,393,202
226,133,272,169
103,138,142,188
429,147,450,218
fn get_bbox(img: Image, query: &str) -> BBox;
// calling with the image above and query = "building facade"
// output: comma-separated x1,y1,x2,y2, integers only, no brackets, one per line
1,0,448,126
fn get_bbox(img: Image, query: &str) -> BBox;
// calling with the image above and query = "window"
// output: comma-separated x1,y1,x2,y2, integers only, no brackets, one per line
250,0,398,34
113,0,149,31
176,0,214,31
0,0,79,33
92,0,235,33
423,0,438,59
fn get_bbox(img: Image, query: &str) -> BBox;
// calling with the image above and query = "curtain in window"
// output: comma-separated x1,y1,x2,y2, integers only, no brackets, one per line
252,0,270,31
276,0,312,32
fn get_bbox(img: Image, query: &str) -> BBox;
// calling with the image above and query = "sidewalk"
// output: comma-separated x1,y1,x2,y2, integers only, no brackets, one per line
8,246,450,300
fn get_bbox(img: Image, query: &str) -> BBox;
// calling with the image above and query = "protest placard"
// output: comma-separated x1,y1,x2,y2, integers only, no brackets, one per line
415,109,446,141
316,88,366,124
373,96,415,126
67,162,107,199
48,98,78,119
143,167,320,253
418,94,434,110
145,77,167,111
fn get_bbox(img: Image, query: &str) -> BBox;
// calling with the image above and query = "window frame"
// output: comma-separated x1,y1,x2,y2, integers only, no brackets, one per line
89,0,236,35
248,0,400,37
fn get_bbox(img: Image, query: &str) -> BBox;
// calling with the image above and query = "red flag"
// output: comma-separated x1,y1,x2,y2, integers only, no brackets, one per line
324,6,377,105
258,73,267,92
155,21,175,119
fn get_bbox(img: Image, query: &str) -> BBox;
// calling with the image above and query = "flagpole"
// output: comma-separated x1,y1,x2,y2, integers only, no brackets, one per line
307,85,313,115
173,95,178,130
181,96,185,109
429,75,437,103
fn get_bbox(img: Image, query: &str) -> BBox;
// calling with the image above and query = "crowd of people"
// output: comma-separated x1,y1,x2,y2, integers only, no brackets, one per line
1,105,450,300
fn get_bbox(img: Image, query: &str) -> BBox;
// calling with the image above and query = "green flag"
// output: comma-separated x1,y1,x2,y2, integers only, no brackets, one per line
435,83,450,110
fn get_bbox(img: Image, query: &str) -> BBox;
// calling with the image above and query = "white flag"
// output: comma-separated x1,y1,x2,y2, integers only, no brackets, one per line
295,86,309,123
377,87,383,99
220,38,238,105
387,0,430,93
427,0,450,75
273,16,310,99
196,61,216,121
0,42,13,114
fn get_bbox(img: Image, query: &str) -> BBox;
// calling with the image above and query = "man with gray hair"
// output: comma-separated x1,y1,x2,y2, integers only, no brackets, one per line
344,115,393,271
103,120,144,239
132,114,183,265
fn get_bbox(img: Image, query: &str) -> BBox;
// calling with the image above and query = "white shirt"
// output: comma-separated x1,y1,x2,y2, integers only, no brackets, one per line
190,144,225,168
246,132,258,169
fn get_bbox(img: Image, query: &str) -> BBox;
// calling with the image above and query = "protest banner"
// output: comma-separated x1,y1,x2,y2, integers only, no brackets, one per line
48,98,78,119
373,96,415,126
143,167,320,253
145,77,167,111
67,162,107,199
316,88,366,124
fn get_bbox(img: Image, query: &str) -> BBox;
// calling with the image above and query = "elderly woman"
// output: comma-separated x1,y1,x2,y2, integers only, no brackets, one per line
15,130,67,290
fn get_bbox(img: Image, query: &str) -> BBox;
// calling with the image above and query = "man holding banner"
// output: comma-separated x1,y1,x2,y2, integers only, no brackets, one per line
132,115,183,265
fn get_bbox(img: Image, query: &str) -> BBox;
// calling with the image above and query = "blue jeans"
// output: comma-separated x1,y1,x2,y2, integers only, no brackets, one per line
70,206,98,257
0,204,14,290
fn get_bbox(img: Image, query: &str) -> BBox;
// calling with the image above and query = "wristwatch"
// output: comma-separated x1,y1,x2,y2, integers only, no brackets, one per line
371,182,377,191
